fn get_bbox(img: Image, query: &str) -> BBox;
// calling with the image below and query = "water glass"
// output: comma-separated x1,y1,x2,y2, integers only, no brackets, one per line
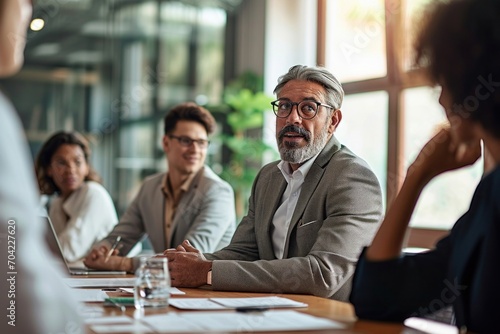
134,257,170,309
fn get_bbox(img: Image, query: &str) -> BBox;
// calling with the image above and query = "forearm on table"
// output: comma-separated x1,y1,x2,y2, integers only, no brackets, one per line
211,255,353,298
119,257,134,272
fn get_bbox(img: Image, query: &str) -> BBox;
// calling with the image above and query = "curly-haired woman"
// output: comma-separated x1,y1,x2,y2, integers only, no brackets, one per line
350,1,500,332
36,131,118,262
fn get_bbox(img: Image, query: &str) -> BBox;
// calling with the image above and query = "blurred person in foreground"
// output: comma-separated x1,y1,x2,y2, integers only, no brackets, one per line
350,0,500,332
0,0,83,333
163,65,383,301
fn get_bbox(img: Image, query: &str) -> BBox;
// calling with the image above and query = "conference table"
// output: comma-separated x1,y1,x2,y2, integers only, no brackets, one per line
81,275,410,334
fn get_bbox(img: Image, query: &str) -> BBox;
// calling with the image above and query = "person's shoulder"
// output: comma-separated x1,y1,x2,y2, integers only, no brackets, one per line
476,165,500,195
260,160,280,173
484,165,500,181
249,160,281,182
141,172,166,186
86,180,105,191
330,144,372,169
83,181,113,199
322,143,379,184
133,172,166,196
313,135,365,168
199,166,233,191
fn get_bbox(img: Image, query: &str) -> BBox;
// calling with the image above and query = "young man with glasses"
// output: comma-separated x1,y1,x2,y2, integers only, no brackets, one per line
84,102,236,272
163,65,383,301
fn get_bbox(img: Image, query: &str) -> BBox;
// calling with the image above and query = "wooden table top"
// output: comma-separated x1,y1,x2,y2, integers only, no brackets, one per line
83,285,406,334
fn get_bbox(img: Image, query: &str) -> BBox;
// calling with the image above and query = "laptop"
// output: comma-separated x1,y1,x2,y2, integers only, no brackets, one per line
42,216,127,275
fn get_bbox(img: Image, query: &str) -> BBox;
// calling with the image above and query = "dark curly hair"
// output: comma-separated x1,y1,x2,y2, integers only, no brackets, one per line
163,102,216,136
414,0,500,138
35,131,101,195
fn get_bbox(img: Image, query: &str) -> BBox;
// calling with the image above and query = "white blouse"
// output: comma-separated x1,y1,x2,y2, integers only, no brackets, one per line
49,181,118,262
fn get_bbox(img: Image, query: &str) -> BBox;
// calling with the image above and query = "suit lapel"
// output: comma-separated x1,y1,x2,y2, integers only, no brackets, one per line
258,167,287,259
282,136,341,257
152,175,168,249
288,164,323,231
168,169,204,245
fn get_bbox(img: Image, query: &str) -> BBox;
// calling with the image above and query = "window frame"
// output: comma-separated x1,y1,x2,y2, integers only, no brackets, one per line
317,0,447,246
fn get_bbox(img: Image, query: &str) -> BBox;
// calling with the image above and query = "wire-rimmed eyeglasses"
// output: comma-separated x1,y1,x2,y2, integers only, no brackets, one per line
169,135,209,148
271,99,334,120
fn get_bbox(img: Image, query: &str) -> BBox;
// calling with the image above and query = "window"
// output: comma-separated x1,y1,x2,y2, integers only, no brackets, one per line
403,87,482,229
336,91,388,205
114,1,228,212
321,0,482,231
325,0,386,82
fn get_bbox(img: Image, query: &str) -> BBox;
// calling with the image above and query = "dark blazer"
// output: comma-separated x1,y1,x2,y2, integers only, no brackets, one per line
350,166,500,333
205,135,383,301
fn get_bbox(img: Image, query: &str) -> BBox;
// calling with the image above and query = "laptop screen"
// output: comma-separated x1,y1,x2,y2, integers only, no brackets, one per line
40,216,127,275
41,216,70,268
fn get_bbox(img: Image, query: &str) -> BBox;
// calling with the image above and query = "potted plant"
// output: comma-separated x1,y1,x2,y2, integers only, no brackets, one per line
212,72,278,219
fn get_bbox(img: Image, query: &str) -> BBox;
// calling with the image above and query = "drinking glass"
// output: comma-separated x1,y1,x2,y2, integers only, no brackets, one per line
134,257,170,309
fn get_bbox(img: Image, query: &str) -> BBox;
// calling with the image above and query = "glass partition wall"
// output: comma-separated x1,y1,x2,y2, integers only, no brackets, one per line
112,1,228,213
1,0,233,214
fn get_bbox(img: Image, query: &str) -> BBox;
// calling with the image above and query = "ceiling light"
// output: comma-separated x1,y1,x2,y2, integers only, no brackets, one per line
30,18,45,31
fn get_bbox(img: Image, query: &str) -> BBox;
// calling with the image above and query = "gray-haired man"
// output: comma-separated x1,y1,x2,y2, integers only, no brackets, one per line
164,65,383,301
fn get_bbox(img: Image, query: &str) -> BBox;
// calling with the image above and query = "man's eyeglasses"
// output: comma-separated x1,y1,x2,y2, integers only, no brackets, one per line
169,135,209,148
271,99,334,120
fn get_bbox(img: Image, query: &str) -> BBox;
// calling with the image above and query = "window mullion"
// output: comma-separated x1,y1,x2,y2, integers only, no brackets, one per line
385,0,405,207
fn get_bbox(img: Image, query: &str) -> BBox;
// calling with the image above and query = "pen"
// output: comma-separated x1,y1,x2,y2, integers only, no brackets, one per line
101,288,131,293
104,298,128,312
105,236,121,262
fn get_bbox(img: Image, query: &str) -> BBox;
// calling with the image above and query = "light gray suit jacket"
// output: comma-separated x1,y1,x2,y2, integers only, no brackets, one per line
205,136,383,301
101,166,236,268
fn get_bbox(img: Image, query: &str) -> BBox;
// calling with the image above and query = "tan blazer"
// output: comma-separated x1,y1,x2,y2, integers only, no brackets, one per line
101,166,235,268
205,136,383,301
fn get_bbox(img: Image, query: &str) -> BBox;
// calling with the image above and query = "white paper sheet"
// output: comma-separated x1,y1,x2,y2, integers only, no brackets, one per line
70,288,109,302
77,304,105,318
90,323,152,333
169,298,227,310
84,316,133,325
119,287,185,295
142,310,346,332
211,296,307,308
404,317,458,334
169,296,307,310
65,278,136,288
65,278,185,297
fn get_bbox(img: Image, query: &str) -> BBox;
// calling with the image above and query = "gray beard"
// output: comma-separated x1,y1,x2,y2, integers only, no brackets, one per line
278,123,330,164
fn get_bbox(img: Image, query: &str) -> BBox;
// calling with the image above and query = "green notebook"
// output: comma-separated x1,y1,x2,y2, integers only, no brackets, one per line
104,297,135,306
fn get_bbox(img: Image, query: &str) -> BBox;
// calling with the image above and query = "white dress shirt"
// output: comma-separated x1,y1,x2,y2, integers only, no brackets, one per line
271,153,320,259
